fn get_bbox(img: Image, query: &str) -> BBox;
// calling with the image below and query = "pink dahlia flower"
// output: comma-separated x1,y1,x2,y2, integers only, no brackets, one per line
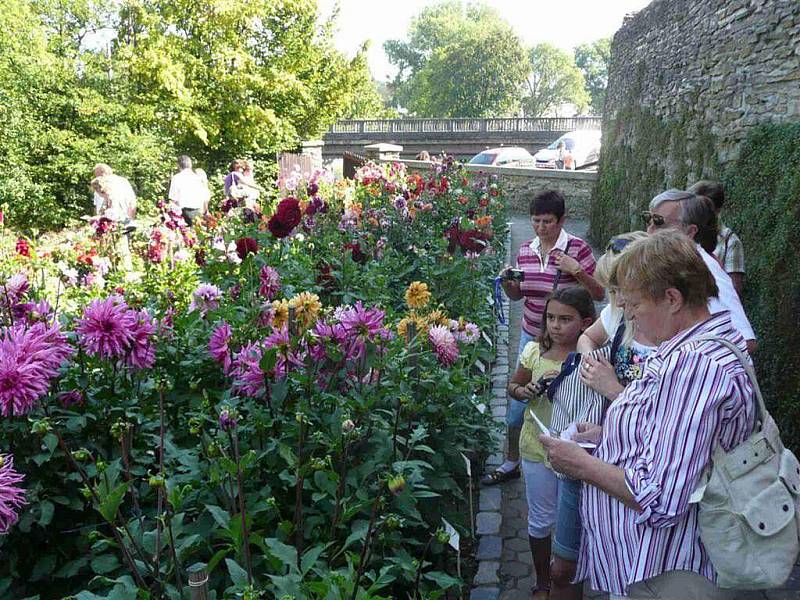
258,266,281,300
0,454,27,533
208,321,233,374
263,326,305,377
3,273,29,305
428,325,459,367
76,297,136,360
0,322,73,416
337,302,392,359
126,310,157,370
189,284,222,316
231,342,266,397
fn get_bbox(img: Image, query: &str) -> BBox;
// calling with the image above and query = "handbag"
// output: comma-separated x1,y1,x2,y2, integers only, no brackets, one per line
686,335,800,589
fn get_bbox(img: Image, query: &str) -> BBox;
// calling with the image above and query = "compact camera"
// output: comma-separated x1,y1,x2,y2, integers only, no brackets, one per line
504,268,525,281
532,375,556,396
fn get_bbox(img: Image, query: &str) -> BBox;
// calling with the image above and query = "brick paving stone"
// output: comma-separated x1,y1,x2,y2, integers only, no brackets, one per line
474,561,501,585
504,536,530,553
477,535,503,560
470,587,500,600
477,511,502,535
502,560,530,578
480,488,502,511
486,453,503,467
733,593,769,599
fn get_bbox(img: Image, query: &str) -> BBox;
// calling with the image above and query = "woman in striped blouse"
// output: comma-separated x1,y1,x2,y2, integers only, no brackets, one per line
541,230,756,599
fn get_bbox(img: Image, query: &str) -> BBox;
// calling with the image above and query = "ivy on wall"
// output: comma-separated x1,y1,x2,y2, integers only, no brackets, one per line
724,123,800,450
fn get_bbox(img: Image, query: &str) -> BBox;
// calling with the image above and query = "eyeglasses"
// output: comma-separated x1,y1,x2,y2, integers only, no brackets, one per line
641,211,666,228
606,237,633,253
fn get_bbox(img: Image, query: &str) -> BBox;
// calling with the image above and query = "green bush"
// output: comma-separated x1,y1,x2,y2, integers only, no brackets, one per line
723,123,800,451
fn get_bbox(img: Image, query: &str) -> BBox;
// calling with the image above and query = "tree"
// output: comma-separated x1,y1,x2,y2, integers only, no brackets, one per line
0,0,381,229
574,37,611,115
521,43,588,117
338,42,397,119
384,1,529,117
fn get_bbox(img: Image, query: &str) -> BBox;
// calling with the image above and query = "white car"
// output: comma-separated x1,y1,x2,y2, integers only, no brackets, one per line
533,130,601,170
468,147,535,168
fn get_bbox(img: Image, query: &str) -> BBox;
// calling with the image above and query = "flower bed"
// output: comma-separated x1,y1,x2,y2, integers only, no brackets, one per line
0,159,507,598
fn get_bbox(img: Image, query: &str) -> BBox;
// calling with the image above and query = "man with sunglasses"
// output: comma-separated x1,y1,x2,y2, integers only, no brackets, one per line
643,189,756,353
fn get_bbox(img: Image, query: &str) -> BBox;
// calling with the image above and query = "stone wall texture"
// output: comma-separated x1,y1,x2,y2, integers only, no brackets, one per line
395,160,597,219
591,0,800,241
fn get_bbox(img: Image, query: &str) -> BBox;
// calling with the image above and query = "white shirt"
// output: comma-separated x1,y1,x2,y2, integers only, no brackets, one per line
528,228,570,273
698,244,755,341
168,169,206,210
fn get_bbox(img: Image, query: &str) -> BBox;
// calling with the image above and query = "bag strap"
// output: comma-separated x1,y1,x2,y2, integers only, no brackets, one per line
546,351,581,401
609,320,626,367
674,334,766,433
551,238,575,292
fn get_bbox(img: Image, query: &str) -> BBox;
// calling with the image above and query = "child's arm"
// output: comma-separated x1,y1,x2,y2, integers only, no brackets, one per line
507,365,536,401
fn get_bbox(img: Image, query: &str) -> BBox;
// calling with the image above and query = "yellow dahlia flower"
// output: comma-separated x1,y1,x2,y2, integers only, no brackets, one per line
405,281,431,309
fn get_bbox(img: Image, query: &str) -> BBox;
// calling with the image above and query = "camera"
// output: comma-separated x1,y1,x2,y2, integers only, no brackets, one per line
533,375,555,396
503,268,524,281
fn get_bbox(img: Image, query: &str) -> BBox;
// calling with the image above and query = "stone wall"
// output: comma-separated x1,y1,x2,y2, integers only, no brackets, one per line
591,0,800,242
388,160,598,219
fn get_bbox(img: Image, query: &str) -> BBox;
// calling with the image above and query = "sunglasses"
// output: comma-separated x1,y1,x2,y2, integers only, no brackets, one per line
606,237,633,253
641,211,666,227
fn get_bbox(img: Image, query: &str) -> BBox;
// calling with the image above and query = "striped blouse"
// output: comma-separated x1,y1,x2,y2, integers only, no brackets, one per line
577,312,756,595
516,229,596,338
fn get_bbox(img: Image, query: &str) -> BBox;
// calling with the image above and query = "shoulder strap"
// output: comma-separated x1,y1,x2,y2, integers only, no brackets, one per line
551,238,576,292
609,321,626,366
674,334,765,434
546,351,581,401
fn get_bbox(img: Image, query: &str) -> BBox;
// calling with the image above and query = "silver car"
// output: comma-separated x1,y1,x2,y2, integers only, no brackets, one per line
468,147,535,168
533,130,601,170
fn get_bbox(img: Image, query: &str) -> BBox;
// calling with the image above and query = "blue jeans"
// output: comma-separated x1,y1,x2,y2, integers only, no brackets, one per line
553,477,582,561
507,328,538,428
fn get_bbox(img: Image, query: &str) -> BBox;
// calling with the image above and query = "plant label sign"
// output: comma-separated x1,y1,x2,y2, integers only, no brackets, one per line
442,518,460,551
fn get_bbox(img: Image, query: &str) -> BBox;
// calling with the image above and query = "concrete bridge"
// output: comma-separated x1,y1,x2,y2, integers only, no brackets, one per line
322,117,602,160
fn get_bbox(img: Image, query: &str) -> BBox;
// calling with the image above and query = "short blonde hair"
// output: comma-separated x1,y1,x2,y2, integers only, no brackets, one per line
595,231,649,288
610,230,718,309
93,163,112,177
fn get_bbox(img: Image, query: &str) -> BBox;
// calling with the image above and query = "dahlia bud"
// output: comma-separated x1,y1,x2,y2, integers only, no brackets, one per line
436,528,451,545
388,474,406,496
149,475,166,488
341,419,356,433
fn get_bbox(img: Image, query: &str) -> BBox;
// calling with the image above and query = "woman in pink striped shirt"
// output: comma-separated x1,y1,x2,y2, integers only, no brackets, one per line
541,230,755,599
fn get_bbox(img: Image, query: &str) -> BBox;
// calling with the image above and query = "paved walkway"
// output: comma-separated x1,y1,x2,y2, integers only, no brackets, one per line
496,213,800,600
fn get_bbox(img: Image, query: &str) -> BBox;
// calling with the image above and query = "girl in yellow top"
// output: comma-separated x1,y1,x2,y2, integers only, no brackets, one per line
507,287,595,600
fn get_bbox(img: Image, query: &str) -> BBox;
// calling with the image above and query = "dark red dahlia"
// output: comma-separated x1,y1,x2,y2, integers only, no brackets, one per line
235,237,258,260
268,197,302,238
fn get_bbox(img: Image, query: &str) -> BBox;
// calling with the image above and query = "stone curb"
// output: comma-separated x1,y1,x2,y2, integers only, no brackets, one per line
471,227,512,600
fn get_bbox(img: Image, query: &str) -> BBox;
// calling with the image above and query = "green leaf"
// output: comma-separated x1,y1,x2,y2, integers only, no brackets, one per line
423,570,461,588
97,482,129,523
300,545,324,576
225,558,249,587
91,554,120,575
38,500,54,526
265,537,298,572
43,433,58,453
259,346,278,374
205,504,230,530
30,554,57,581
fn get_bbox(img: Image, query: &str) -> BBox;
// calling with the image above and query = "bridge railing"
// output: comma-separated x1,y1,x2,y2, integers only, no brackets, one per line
328,117,602,136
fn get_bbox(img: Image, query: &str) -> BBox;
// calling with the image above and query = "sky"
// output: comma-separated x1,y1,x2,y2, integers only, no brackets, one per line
317,0,653,81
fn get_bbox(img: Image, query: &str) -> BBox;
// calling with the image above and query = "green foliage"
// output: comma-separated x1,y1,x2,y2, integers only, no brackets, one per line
384,1,529,117
0,0,381,231
723,123,800,451
522,43,588,117
574,38,611,115
338,42,397,120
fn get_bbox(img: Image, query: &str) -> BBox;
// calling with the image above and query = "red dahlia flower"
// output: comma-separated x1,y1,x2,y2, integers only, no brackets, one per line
268,198,302,238
235,237,258,260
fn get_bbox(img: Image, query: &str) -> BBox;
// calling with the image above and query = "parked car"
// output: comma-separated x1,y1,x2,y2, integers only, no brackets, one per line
533,130,601,170
468,147,535,167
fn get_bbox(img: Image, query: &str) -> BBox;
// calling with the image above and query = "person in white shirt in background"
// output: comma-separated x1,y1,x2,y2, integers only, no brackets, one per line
194,168,212,215
688,180,745,297
89,163,137,269
168,155,206,225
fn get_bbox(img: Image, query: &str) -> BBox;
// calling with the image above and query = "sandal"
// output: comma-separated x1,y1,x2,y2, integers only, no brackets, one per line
480,465,520,486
